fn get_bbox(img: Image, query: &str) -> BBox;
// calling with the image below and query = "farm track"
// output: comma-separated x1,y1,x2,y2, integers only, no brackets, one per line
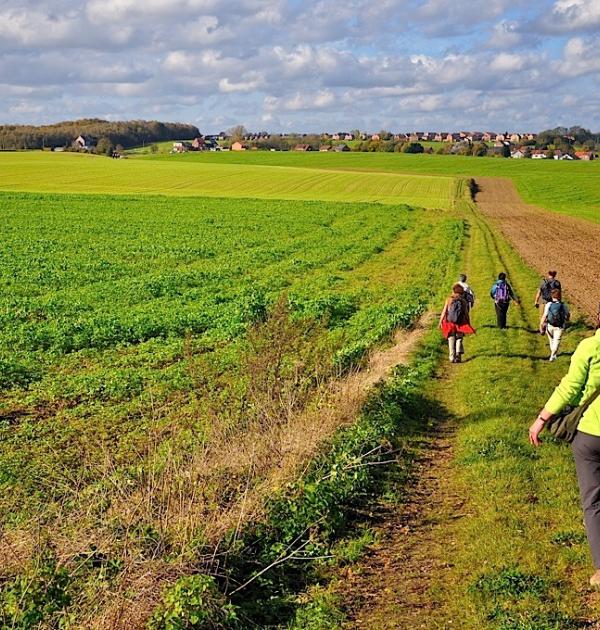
335,190,598,628
474,177,600,319
337,417,460,629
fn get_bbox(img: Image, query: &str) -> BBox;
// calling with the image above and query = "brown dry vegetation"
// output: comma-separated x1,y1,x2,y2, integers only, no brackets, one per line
1,301,432,629
97,307,432,628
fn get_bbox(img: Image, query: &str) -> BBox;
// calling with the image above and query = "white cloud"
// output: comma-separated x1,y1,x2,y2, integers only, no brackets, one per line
219,74,263,92
0,0,598,131
265,90,335,111
556,35,600,76
552,0,600,31
490,52,527,72
487,20,529,48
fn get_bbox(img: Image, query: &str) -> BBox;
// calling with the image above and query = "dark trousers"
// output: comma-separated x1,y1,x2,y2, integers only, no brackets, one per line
495,301,510,328
572,431,600,568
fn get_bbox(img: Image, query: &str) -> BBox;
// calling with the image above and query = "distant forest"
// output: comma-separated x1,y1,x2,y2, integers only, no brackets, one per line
0,119,200,150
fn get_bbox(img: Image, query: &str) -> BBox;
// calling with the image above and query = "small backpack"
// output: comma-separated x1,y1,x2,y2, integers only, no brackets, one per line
464,288,475,307
447,297,465,324
542,279,561,302
494,281,510,303
547,302,566,327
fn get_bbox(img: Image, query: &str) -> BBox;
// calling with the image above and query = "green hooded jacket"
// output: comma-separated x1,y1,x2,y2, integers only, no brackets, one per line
546,329,600,436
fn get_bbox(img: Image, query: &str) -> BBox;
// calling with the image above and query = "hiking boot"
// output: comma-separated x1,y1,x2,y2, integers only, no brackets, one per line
455,355,462,363
590,570,600,588
549,355,557,362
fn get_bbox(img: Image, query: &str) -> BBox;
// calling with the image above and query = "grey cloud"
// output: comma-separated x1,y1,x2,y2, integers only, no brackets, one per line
538,0,600,34
0,0,599,131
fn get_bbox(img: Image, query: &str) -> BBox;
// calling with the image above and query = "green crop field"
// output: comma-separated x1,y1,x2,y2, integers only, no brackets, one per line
0,152,457,208
141,150,600,223
2,146,598,627
0,189,463,627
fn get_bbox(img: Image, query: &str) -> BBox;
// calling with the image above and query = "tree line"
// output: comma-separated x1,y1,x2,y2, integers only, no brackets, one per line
0,119,200,151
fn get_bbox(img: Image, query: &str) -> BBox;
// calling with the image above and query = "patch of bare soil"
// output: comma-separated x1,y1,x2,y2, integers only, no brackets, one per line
474,177,600,320
337,416,464,629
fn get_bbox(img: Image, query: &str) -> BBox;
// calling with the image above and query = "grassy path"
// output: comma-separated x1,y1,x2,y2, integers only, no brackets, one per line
336,203,599,628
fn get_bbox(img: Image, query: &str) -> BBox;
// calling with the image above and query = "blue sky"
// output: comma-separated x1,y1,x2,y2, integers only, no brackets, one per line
1,0,599,132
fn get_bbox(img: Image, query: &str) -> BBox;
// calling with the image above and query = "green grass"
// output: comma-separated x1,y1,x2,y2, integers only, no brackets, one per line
418,202,594,627
0,190,464,627
0,152,457,208
285,197,597,628
124,139,183,154
139,150,600,223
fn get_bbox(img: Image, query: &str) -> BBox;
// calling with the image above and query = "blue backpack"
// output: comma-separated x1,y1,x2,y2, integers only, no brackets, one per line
547,302,567,327
494,281,510,303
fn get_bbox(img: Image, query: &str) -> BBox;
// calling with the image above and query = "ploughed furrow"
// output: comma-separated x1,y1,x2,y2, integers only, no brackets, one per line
474,176,600,320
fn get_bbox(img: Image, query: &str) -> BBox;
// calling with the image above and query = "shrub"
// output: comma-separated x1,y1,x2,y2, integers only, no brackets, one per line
149,575,238,630
0,555,71,628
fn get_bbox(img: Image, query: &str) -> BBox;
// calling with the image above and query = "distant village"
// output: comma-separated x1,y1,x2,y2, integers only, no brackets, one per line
168,129,596,160
58,129,597,161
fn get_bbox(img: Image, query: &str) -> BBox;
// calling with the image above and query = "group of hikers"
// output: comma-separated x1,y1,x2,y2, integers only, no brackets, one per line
439,269,569,363
440,269,600,589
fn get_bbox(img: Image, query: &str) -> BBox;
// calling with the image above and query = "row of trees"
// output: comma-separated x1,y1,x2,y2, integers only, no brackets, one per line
0,119,200,151
536,126,600,149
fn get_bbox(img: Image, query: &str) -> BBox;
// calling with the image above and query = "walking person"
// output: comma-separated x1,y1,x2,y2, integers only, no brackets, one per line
439,283,475,363
539,288,570,361
535,270,561,310
529,305,600,587
490,272,520,329
457,273,475,311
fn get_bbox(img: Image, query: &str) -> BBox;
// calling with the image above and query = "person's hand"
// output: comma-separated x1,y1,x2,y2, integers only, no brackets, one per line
528,417,546,447
534,303,539,309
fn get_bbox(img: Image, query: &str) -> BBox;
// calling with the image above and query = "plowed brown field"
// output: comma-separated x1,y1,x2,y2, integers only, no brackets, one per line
474,177,600,319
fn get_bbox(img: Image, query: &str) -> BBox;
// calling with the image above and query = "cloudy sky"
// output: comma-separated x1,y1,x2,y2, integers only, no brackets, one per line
1,0,599,132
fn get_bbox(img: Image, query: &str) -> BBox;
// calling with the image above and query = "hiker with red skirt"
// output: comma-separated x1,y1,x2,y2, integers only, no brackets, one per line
439,283,476,363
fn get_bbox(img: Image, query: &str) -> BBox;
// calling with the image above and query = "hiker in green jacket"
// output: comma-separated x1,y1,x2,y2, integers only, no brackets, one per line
529,305,600,587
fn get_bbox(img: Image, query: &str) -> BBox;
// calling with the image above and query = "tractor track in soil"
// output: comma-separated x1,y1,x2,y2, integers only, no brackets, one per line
473,177,600,320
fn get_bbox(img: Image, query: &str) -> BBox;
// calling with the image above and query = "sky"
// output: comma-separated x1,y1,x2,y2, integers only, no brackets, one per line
1,0,599,133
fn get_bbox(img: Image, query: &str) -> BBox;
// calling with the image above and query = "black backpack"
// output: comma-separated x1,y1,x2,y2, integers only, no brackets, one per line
447,297,465,324
464,288,475,307
547,302,567,327
542,279,561,301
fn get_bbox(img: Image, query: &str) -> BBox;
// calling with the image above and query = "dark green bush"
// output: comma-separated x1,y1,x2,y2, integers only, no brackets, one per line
149,575,238,629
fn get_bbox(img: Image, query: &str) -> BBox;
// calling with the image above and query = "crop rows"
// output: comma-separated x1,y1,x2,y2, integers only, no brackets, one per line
148,149,600,223
0,152,456,208
0,191,463,626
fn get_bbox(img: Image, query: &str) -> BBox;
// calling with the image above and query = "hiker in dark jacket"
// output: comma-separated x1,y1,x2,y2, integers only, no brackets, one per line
490,272,519,329
540,288,570,361
529,304,600,588
439,283,475,363
458,273,475,311
535,270,561,309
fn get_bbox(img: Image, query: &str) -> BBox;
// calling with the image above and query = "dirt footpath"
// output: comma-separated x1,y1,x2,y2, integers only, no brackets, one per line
474,177,600,319
337,419,463,629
